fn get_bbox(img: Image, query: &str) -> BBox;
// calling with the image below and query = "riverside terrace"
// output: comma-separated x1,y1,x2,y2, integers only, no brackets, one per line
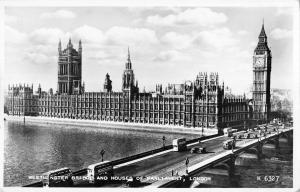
23,122,292,188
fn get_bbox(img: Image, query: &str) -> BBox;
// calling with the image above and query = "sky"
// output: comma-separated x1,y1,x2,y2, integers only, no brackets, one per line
4,7,294,94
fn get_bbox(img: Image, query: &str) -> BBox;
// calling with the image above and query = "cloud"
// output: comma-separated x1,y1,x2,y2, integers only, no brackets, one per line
128,7,183,16
153,50,189,62
161,32,193,50
29,28,68,45
5,25,27,44
40,10,76,19
24,52,54,65
5,15,18,24
237,30,249,35
276,8,293,16
73,25,105,44
193,28,238,50
105,26,158,46
270,28,292,39
146,8,227,27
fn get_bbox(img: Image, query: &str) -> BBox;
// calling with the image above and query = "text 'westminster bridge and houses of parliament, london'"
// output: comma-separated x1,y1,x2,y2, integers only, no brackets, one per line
5,23,272,133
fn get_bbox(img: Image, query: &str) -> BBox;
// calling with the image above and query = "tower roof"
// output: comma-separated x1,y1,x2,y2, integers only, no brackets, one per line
255,22,270,53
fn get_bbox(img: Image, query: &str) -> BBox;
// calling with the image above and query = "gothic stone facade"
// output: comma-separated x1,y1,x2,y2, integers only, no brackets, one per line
6,75,249,132
57,39,83,95
6,25,271,132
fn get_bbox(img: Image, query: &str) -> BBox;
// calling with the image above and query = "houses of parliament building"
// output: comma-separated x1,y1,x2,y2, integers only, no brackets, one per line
6,24,272,132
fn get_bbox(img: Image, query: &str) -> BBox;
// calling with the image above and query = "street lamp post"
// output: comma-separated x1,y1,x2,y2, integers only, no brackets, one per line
162,136,166,148
100,149,105,162
185,157,189,174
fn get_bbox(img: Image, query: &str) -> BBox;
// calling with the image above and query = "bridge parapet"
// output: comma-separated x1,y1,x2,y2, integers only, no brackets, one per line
148,127,293,188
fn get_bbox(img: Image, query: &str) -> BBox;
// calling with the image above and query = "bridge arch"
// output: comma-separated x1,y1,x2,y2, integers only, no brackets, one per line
279,132,289,139
245,147,258,154
213,163,230,171
264,139,276,145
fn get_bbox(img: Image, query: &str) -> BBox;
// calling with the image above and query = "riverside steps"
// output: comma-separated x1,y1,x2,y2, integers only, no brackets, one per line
22,122,292,188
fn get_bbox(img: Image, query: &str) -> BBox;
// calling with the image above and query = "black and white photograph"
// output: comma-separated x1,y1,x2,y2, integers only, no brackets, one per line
1,0,299,190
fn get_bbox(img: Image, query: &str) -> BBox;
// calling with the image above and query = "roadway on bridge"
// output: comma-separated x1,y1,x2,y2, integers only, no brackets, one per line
72,124,287,187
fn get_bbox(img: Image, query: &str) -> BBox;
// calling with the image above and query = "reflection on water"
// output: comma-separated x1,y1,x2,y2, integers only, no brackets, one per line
4,121,199,186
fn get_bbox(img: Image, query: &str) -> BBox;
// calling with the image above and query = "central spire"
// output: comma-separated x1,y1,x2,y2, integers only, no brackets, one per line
126,46,132,70
127,47,131,62
58,39,62,52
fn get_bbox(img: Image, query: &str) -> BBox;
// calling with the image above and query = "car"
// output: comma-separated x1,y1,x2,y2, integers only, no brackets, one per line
238,135,243,139
190,147,207,154
190,147,199,153
199,147,207,153
243,133,250,139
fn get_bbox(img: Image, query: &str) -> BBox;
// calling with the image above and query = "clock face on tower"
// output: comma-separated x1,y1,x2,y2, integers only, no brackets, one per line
255,57,264,67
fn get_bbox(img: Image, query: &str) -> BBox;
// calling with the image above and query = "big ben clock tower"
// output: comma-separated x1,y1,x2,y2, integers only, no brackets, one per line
252,23,272,122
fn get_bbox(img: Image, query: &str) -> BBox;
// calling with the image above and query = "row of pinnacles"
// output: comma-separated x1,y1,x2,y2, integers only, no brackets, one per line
155,72,220,96
8,84,33,96
8,84,55,98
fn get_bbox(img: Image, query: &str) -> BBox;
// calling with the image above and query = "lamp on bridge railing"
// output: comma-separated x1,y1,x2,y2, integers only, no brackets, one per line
162,136,166,148
258,133,261,142
258,129,262,142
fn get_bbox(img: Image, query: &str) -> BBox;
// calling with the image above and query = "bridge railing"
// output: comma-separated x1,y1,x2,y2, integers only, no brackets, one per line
23,181,43,187
22,133,219,187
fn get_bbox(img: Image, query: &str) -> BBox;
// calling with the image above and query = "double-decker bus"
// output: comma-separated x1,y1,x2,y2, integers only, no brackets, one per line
87,161,114,185
223,127,233,137
41,167,73,187
223,139,236,150
172,138,187,152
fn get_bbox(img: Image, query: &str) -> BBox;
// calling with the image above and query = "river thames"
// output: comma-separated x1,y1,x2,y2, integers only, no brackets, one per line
4,120,292,187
